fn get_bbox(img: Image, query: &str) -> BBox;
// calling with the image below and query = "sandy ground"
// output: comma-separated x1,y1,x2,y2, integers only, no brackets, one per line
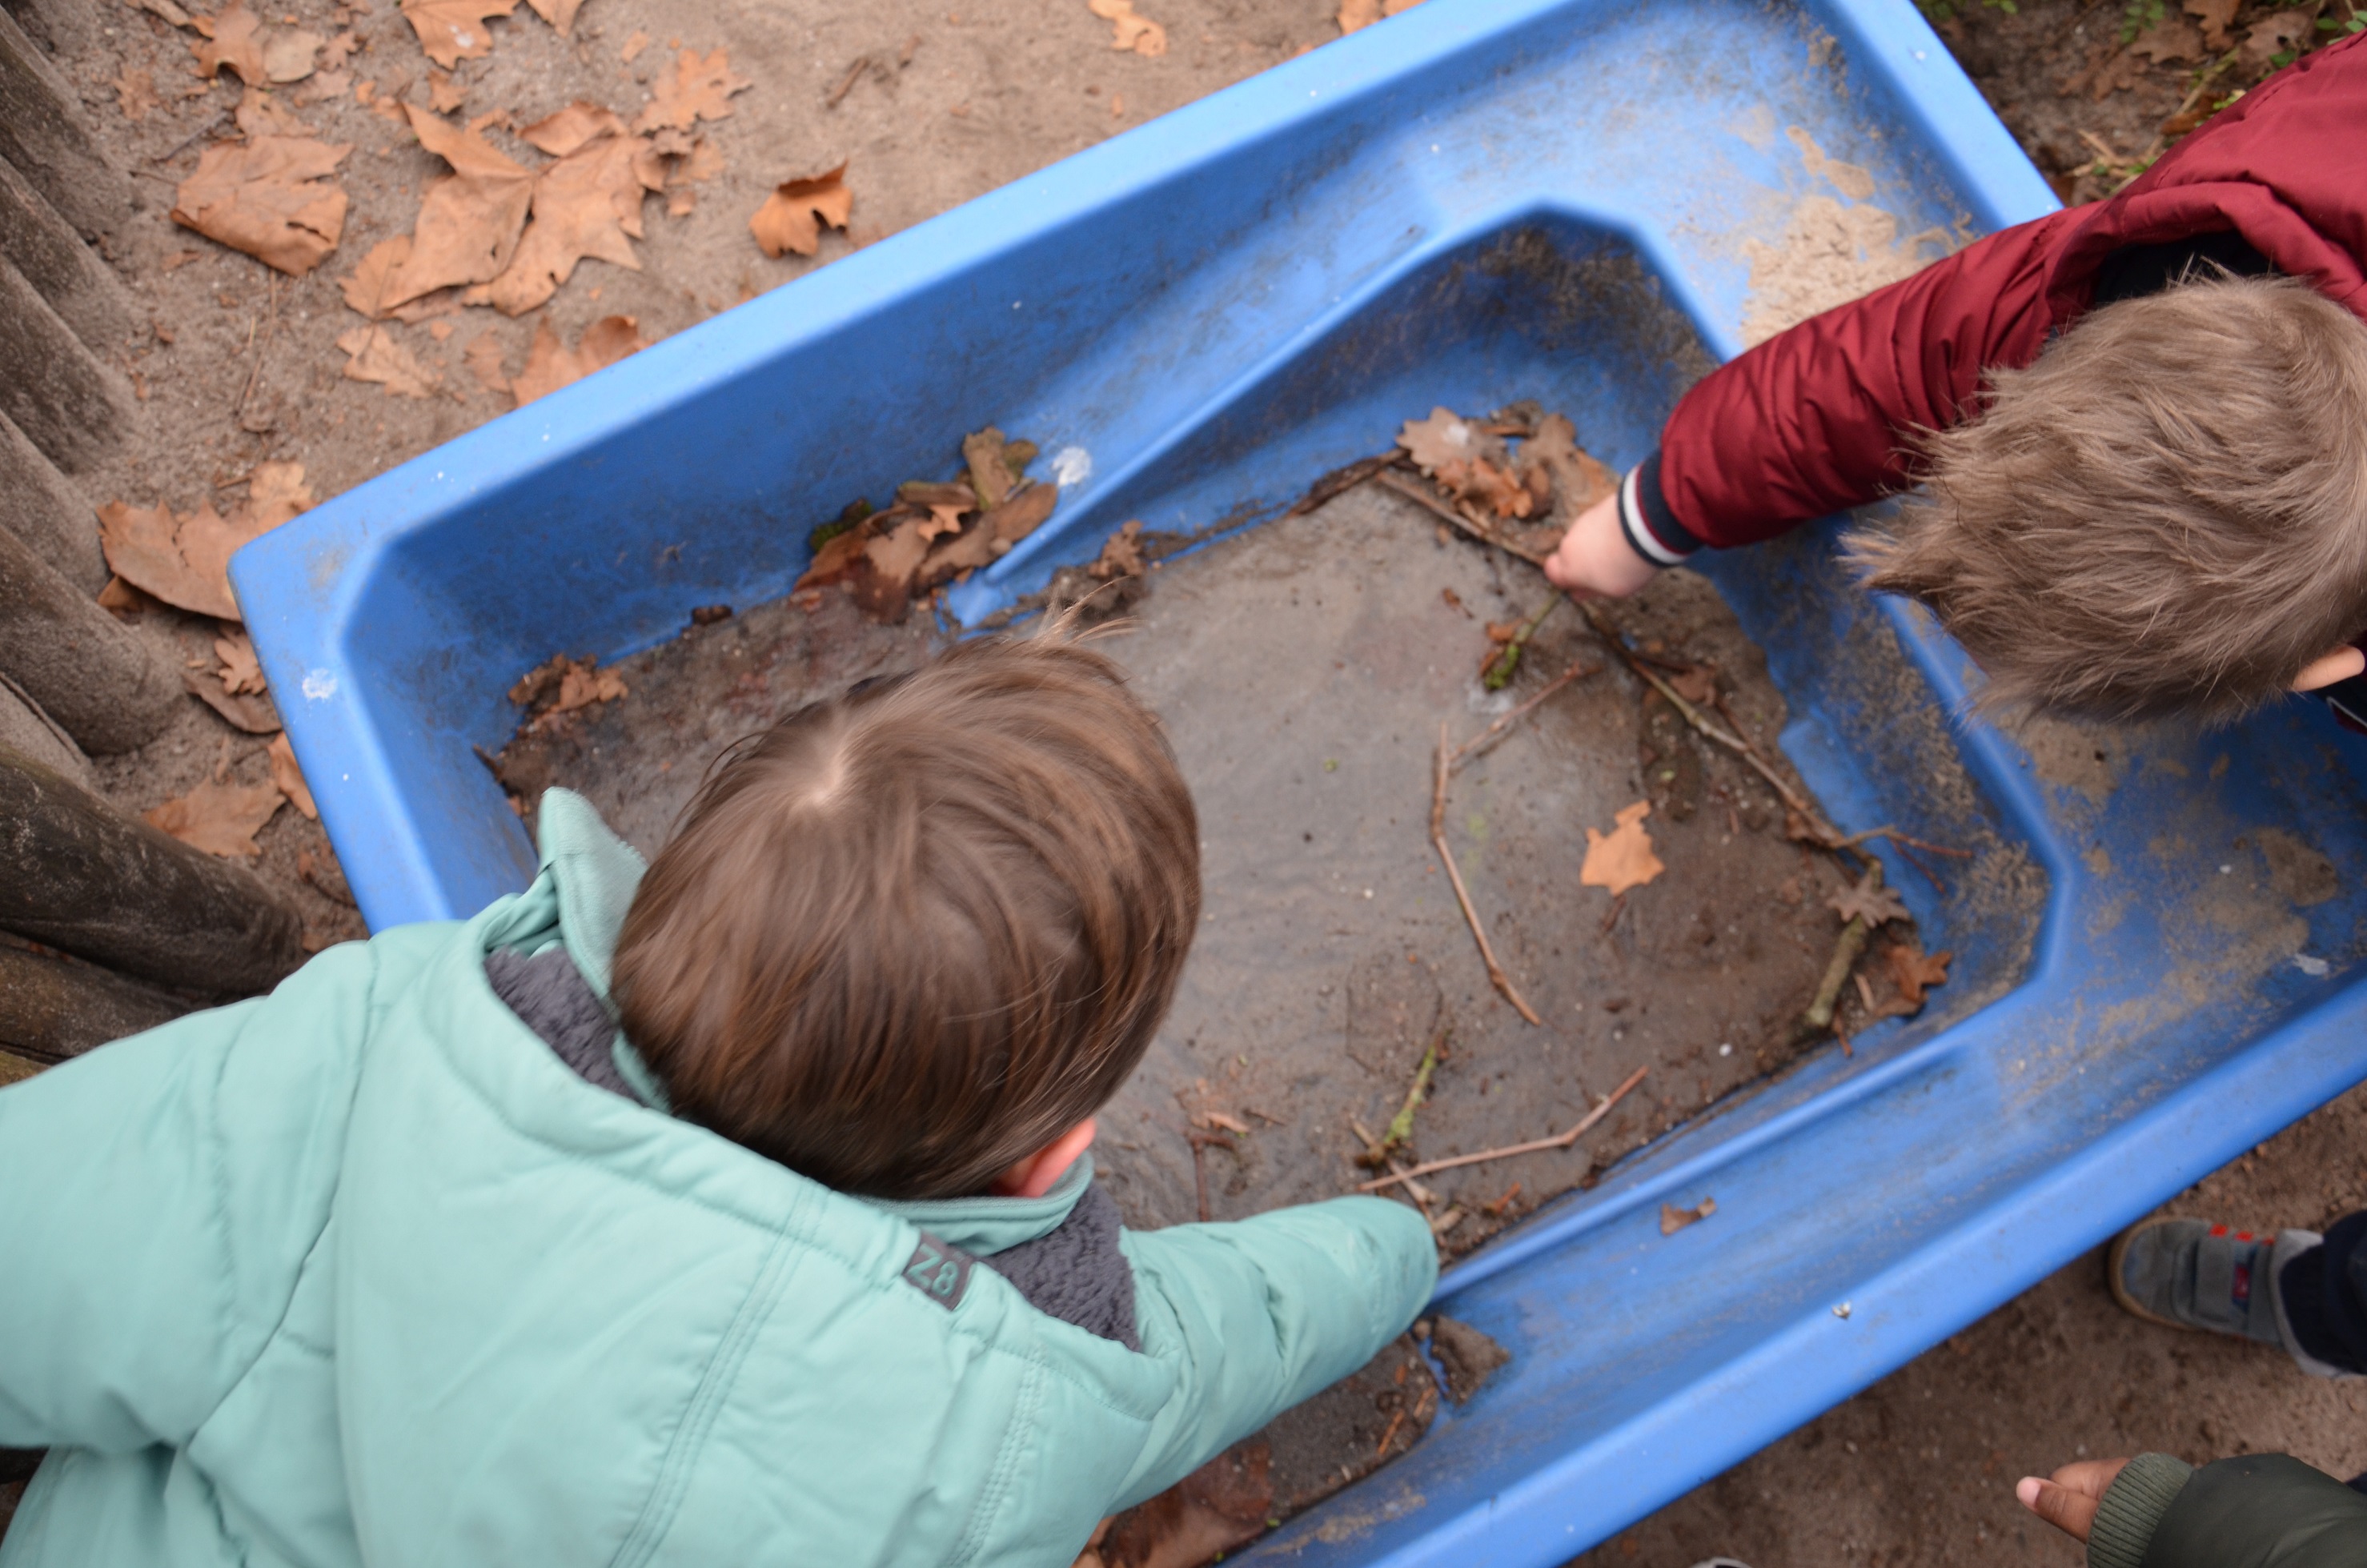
5,0,2362,1556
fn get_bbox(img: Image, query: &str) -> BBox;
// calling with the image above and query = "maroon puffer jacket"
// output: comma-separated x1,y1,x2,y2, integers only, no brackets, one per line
1621,34,2367,563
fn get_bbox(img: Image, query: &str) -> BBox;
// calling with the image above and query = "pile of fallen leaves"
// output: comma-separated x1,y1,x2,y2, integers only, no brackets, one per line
506,652,629,733
793,427,1060,623
1394,403,1618,563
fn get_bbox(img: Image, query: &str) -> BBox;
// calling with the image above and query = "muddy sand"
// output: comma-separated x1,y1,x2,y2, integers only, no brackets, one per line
491,463,1975,1549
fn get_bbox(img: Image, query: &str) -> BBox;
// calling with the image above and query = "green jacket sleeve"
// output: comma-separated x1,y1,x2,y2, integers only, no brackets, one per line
2088,1452,2367,1568
0,940,389,1455
1112,1194,1436,1509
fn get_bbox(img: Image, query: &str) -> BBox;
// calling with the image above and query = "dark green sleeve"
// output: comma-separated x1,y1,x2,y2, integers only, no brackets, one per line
2128,1454,2367,1568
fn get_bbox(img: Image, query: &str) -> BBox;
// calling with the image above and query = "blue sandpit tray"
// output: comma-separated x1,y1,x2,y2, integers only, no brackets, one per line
235,0,2367,1561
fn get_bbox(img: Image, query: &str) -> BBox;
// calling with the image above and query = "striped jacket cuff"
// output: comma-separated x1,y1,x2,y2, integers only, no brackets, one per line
1617,451,1704,567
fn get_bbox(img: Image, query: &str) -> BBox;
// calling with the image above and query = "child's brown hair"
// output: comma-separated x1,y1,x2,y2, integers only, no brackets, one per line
1846,273,2367,720
611,635,1199,1201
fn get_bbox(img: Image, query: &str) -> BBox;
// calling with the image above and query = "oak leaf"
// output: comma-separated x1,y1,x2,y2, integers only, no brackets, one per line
1827,870,1908,928
1884,941,1952,1009
632,47,752,134
215,627,267,694
399,0,519,69
146,777,284,859
268,732,317,819
2129,14,2202,62
749,162,851,258
335,323,439,397
524,0,584,34
1518,413,1618,516
171,134,351,276
487,132,665,315
509,314,648,405
2237,8,2313,74
1398,406,1504,474
190,2,267,82
2184,0,2238,49
1435,455,1531,519
1580,800,1664,896
1086,0,1166,54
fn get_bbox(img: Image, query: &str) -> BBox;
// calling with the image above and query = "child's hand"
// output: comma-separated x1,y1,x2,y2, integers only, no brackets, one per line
1543,491,1659,600
2016,1458,2132,1542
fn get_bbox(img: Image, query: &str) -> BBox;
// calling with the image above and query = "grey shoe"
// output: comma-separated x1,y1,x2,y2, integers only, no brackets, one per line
2108,1217,2339,1373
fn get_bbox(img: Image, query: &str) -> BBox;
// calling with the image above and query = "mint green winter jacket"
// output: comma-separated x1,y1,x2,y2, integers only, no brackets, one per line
0,792,1436,1568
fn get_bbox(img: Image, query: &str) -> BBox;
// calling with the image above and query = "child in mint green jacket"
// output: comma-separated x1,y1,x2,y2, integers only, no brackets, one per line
0,636,1436,1568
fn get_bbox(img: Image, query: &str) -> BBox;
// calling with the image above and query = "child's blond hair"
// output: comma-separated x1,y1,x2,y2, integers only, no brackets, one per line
1847,272,2367,720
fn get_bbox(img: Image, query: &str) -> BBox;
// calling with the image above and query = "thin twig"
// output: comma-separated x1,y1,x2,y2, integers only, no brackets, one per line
1797,863,1884,1040
1374,470,1551,564
1430,722,1543,1025
1358,1065,1651,1193
1188,1128,1234,1222
153,110,232,164
1376,1406,1408,1457
1285,450,1400,520
235,271,279,427
1450,658,1600,769
1482,594,1563,689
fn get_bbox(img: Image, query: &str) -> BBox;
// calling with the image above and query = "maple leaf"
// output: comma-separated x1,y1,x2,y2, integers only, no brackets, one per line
1884,941,1952,1009
523,0,584,34
1086,0,1167,54
509,314,648,406
191,2,268,82
215,627,267,694
749,163,852,258
399,0,519,69
335,323,440,398
339,234,411,317
427,66,467,112
1398,406,1505,475
487,133,666,315
320,30,359,68
520,101,628,155
268,733,317,819
632,47,752,134
98,495,277,621
1827,870,1908,928
146,777,285,859
1580,800,1664,896
462,331,508,392
112,66,161,121
375,105,537,311
171,134,351,276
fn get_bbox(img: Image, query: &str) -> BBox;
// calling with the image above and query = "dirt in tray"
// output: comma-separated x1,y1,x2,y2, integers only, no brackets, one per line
488,425,1954,1558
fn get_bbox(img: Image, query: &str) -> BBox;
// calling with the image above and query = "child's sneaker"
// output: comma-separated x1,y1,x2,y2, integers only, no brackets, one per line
2107,1217,2348,1376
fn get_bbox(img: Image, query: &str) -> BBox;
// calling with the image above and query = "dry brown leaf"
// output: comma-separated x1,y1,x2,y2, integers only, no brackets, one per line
336,323,439,397
234,84,307,136
215,627,267,694
1086,0,1166,54
98,499,262,621
2184,0,2239,48
1518,413,1617,516
1098,1444,1272,1568
264,26,323,81
632,47,752,133
1827,870,1909,927
1435,455,1532,519
184,665,281,732
509,314,648,405
619,26,649,60
1398,406,1505,475
113,66,161,120
748,162,851,258
427,66,466,112
1338,0,1421,31
520,100,627,154
2238,8,2313,73
339,234,411,317
399,0,519,68
462,331,509,391
268,732,317,819
296,69,349,103
245,461,315,529
1659,1197,1716,1235
146,777,283,859
523,0,584,35
191,1,267,82
2129,14,2203,62
320,30,359,68
171,134,351,276
1580,800,1663,896
487,134,665,314
664,135,723,215
1885,941,1952,1009
97,575,154,618
369,104,536,309
509,653,627,720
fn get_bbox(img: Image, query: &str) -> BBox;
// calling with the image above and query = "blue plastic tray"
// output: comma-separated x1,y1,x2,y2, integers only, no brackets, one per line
235,1,2367,1561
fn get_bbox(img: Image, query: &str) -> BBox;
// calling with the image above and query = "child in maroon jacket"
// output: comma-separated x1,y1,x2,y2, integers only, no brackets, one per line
1547,34,2367,721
